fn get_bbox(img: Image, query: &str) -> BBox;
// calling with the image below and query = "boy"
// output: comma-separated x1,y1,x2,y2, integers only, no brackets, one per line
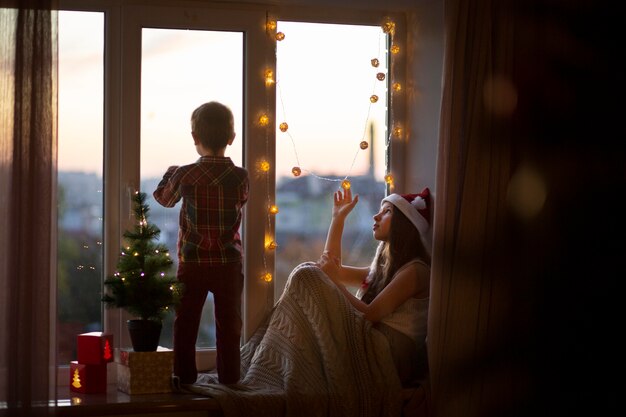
153,101,249,385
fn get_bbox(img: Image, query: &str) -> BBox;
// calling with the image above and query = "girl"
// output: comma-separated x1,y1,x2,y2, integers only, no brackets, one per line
180,187,432,417
317,187,431,385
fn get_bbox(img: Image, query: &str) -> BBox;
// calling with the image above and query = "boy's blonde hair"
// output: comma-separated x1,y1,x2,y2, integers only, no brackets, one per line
191,101,235,152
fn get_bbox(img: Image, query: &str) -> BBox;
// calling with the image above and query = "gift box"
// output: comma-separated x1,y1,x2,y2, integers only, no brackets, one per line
77,332,114,365
116,347,174,394
69,361,107,394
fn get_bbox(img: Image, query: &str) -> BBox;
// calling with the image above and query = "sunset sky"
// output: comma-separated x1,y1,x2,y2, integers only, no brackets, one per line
58,12,388,182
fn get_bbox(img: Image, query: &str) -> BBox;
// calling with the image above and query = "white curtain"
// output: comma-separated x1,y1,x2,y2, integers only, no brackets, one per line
0,2,58,416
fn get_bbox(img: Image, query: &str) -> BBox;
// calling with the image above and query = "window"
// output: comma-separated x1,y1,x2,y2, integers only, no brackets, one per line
140,28,244,348
57,1,403,378
57,10,104,366
273,21,389,299
105,3,270,361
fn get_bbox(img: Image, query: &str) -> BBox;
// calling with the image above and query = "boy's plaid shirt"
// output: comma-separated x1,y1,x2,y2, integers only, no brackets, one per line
153,156,249,264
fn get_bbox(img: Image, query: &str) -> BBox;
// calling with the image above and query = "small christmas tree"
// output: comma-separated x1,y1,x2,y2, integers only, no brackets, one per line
102,191,182,322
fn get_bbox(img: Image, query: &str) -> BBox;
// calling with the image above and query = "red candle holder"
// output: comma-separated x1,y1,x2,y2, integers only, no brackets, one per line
77,332,114,365
69,361,107,394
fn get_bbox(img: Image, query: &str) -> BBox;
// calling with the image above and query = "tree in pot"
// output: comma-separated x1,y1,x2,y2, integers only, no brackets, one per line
102,191,183,351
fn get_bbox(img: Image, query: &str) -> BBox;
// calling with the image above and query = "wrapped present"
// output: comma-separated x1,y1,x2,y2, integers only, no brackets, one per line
77,332,114,365
116,347,174,394
69,361,107,394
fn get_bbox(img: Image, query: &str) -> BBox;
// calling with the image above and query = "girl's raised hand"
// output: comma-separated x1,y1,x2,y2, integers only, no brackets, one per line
332,188,359,220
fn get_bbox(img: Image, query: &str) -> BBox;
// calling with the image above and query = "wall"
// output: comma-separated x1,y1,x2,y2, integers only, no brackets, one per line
406,0,443,193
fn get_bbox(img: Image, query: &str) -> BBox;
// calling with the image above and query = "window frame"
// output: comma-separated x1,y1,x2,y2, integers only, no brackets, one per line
57,0,406,383
109,1,273,368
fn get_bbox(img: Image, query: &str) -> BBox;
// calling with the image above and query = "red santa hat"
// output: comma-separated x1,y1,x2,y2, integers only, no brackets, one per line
381,187,432,253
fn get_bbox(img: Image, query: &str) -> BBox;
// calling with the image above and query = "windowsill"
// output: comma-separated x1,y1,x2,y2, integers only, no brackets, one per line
56,347,220,416
56,384,223,417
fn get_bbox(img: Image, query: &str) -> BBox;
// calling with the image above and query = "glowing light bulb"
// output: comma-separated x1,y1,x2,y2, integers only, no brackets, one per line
360,141,369,150
279,122,288,132
393,82,402,92
262,272,273,282
267,241,278,250
371,58,380,67
393,126,403,137
275,32,285,41
264,69,274,86
259,114,270,126
390,44,400,54
292,166,302,177
133,252,139,256
260,160,271,172
266,20,277,31
382,20,396,35
376,72,386,81
269,204,279,215
370,95,379,103
384,173,394,185
341,180,351,190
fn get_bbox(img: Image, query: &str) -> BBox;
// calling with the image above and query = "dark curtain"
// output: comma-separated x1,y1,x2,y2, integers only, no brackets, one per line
429,0,623,416
0,1,58,416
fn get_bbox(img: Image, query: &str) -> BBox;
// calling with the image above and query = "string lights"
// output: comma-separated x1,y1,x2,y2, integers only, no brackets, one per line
258,16,402,283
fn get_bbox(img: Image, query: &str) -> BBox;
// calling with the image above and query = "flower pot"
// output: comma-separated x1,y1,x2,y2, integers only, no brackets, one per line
127,319,162,352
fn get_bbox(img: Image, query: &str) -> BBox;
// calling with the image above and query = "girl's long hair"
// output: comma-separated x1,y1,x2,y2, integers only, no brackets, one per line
360,206,430,304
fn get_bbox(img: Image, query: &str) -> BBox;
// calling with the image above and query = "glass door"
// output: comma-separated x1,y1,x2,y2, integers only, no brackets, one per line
114,4,270,351
273,21,390,300
140,28,244,348
57,10,104,365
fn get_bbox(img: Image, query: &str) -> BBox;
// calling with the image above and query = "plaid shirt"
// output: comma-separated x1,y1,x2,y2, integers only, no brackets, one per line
153,156,249,265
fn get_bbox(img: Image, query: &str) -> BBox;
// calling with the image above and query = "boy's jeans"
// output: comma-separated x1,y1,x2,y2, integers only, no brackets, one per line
174,261,243,384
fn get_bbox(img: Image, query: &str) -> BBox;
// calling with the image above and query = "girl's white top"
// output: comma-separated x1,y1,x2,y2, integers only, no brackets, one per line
378,259,429,347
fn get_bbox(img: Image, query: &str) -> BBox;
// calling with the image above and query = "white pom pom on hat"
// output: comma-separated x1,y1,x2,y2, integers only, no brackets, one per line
381,187,432,253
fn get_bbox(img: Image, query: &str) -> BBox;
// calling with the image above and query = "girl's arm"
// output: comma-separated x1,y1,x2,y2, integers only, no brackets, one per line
323,188,358,259
319,188,368,286
319,252,368,287
323,260,429,322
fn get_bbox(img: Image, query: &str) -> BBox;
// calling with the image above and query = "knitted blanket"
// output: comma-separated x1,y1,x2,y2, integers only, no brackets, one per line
180,262,403,417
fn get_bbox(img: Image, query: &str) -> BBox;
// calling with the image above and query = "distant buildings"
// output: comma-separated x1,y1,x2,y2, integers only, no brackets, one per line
58,170,386,258
58,170,385,300
276,173,386,235
58,171,103,236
